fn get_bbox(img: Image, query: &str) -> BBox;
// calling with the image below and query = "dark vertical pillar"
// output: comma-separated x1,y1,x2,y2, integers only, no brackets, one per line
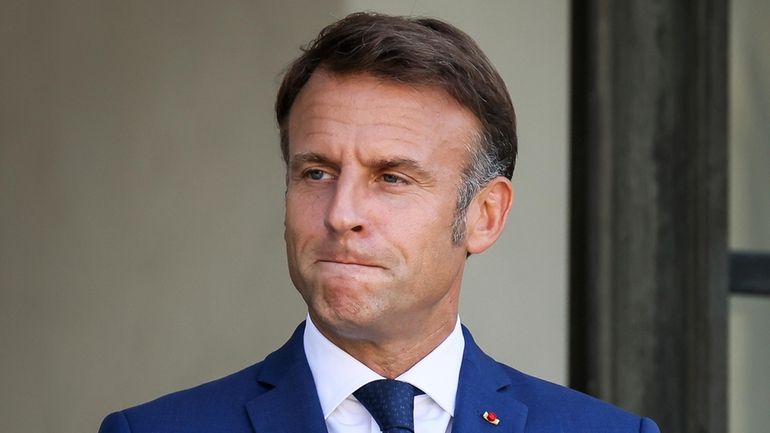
569,2,728,433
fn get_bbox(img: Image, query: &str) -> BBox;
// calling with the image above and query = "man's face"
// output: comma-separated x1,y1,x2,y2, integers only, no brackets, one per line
284,71,480,343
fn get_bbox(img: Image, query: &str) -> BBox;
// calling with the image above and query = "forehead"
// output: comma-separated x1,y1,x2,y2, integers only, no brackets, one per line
286,71,481,162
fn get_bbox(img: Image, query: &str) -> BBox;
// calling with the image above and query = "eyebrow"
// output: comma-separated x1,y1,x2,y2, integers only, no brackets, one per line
289,152,436,183
289,152,338,173
369,157,434,182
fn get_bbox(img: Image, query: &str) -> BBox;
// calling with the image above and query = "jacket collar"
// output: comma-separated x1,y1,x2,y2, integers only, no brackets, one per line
246,322,328,433
246,322,528,433
452,325,529,433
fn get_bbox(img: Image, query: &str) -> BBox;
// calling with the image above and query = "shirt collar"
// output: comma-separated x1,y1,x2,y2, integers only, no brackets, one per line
303,314,465,419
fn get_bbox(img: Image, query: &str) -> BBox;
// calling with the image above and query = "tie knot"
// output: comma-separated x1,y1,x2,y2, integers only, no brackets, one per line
353,379,422,433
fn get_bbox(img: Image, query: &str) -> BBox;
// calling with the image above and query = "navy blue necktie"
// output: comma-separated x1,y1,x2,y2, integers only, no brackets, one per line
353,379,422,433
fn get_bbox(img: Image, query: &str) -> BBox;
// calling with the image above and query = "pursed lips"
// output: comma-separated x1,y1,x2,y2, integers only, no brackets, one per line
316,258,384,269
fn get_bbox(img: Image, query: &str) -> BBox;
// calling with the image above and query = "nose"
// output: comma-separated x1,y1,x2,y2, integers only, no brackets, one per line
324,175,365,235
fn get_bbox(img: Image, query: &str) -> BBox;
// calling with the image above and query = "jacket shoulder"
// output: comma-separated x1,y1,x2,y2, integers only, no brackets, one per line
497,363,659,432
101,362,268,433
99,324,307,433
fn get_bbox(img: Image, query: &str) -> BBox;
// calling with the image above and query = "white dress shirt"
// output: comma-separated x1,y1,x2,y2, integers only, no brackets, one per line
303,315,465,433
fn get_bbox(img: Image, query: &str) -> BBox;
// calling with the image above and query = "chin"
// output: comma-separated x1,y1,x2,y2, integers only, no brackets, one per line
310,299,384,338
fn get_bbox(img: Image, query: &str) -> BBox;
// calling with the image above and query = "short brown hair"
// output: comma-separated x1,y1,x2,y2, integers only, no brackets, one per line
275,12,517,243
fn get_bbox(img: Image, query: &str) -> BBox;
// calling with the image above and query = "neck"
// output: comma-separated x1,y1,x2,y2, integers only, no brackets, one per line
313,315,457,379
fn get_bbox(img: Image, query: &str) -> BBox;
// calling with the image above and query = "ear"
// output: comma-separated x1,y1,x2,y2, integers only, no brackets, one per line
465,177,514,254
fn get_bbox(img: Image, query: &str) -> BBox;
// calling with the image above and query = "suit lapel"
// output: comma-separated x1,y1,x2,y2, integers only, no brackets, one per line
244,323,528,433
452,326,528,433
245,322,328,433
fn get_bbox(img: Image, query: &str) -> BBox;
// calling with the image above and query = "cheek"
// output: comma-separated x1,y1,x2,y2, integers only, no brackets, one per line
284,204,315,267
399,197,455,237
385,203,457,264
286,191,325,231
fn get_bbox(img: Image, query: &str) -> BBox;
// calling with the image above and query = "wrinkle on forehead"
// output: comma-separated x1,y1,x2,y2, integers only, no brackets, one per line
287,71,483,179
290,71,476,131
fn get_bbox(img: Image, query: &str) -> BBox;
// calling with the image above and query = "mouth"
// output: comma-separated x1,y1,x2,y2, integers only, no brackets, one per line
317,259,384,269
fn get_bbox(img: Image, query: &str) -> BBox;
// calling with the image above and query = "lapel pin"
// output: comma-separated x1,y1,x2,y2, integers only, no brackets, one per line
482,411,500,426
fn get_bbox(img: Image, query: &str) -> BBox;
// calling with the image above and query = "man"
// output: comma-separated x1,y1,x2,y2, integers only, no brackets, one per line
100,12,659,433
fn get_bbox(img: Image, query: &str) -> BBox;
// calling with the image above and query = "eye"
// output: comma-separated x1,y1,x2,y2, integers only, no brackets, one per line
380,173,407,184
304,169,331,181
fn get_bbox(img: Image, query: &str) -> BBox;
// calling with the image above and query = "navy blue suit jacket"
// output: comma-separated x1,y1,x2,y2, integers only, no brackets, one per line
99,323,659,433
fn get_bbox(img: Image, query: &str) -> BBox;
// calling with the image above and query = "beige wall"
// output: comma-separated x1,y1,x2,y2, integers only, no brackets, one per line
0,1,568,432
730,0,770,251
730,296,770,433
729,0,770,432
